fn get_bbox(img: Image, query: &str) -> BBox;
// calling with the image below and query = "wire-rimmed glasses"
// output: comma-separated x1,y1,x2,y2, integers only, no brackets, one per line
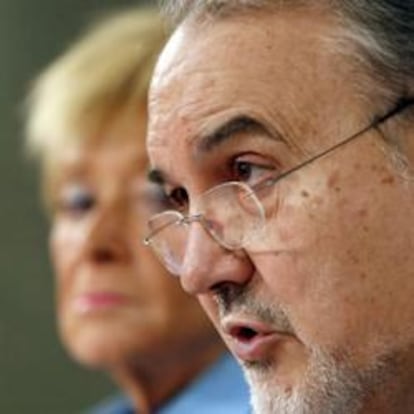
143,181,267,275
144,97,414,276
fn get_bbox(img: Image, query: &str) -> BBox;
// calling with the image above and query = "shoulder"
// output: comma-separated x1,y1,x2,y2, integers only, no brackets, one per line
158,353,250,414
82,393,134,414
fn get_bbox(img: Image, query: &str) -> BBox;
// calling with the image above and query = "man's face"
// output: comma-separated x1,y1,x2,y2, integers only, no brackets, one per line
148,8,414,414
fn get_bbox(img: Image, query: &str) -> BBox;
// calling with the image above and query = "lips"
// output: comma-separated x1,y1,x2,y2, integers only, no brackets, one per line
72,291,129,314
222,316,285,362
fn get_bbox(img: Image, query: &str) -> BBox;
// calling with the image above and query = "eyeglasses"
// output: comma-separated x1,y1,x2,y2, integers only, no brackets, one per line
143,97,414,276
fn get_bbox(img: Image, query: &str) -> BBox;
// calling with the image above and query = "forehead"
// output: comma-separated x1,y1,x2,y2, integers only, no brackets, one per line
147,8,357,175
47,108,149,182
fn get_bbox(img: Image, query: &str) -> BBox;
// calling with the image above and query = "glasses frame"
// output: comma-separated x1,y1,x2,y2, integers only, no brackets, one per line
144,181,264,248
144,97,414,264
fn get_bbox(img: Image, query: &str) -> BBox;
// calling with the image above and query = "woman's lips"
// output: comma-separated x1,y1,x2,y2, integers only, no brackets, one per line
72,292,129,314
222,317,285,362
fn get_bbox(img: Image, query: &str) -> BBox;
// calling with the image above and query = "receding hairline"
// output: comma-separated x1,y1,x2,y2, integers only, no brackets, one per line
159,0,316,28
160,0,414,121
155,0,414,177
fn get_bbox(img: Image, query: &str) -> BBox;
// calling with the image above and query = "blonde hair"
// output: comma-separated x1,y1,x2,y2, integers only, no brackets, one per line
25,7,166,170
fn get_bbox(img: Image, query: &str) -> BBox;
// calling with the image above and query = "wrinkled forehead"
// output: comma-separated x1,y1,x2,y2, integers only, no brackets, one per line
151,7,340,92
153,12,339,109
152,12,284,85
147,7,360,174
150,10,323,106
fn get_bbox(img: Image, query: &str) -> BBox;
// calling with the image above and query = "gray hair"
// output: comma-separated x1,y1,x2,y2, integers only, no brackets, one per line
158,0,414,174
159,0,414,98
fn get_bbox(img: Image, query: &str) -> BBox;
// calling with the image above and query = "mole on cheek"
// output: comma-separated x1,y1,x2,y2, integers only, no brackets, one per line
381,175,395,185
357,208,368,218
346,249,360,265
327,170,340,188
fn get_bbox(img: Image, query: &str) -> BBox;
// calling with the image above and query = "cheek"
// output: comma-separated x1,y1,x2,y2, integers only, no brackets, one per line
252,163,414,353
50,221,84,268
49,221,86,301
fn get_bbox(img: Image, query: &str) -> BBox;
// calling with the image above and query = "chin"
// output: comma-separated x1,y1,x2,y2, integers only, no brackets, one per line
67,333,123,369
242,346,394,414
60,319,139,369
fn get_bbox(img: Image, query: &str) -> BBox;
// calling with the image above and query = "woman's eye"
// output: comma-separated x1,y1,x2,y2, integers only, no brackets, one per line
232,160,274,186
56,184,96,216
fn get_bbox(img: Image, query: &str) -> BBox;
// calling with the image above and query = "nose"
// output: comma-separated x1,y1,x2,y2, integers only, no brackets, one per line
84,201,132,264
180,221,254,295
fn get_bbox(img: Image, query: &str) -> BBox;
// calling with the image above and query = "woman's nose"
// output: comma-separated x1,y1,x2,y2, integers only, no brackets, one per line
179,220,254,295
84,201,132,264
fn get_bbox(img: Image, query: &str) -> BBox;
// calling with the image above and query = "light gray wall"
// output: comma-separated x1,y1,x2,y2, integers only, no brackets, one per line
0,1,150,412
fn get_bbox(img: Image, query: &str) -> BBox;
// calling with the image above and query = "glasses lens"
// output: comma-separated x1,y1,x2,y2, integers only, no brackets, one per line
146,182,266,276
147,211,186,276
201,181,265,249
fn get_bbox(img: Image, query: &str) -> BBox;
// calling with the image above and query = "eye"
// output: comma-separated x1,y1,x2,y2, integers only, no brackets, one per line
55,183,96,217
167,186,189,211
232,158,275,187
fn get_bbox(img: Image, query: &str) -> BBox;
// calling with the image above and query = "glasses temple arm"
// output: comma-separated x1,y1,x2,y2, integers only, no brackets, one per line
256,96,414,192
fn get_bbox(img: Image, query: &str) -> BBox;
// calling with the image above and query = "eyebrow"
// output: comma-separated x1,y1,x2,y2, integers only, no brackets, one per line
147,115,283,186
196,115,274,153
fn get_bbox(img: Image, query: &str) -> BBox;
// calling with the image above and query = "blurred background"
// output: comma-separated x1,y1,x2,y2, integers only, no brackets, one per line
0,0,152,412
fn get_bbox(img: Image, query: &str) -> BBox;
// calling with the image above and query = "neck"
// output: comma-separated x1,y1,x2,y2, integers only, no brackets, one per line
111,341,225,413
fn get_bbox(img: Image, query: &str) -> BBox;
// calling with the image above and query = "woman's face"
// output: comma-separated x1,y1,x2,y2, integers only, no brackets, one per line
49,108,217,368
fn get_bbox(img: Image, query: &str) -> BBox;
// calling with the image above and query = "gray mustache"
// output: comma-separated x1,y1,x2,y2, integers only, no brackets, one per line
214,281,295,335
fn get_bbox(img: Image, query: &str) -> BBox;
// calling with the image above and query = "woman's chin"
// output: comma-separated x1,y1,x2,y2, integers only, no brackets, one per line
61,325,136,369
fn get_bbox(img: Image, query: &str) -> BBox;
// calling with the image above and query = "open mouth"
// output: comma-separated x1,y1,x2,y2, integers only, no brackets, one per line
230,325,260,342
223,317,283,362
